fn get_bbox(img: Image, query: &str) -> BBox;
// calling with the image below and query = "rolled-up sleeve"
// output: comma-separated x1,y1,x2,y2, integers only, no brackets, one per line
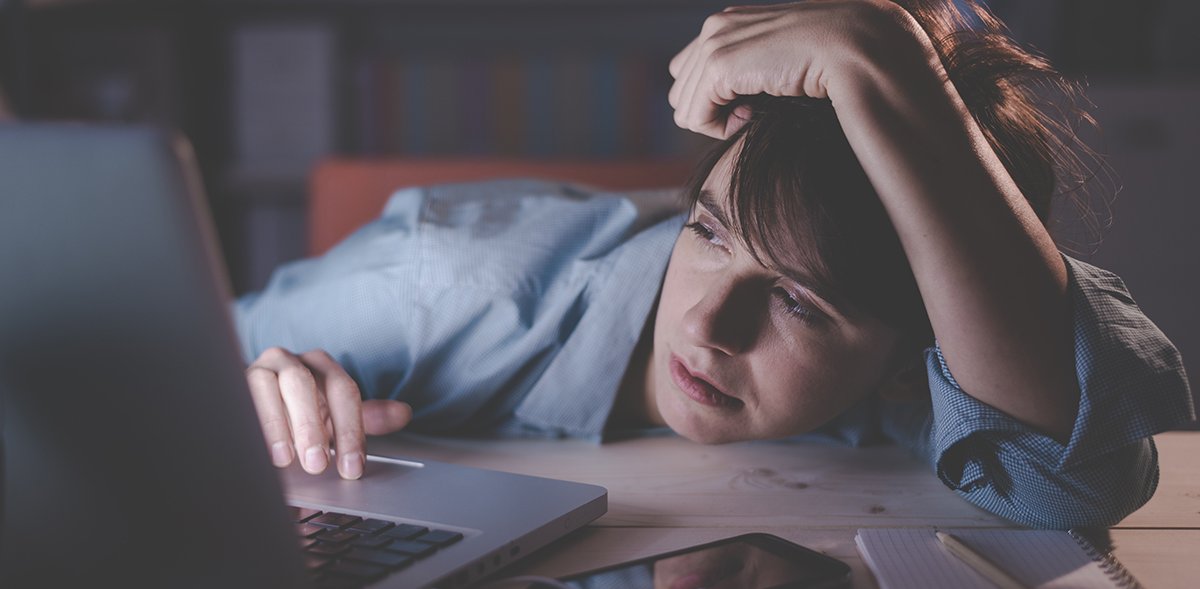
896,255,1194,529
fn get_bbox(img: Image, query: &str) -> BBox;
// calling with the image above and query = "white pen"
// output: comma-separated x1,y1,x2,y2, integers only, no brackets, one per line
936,531,1028,589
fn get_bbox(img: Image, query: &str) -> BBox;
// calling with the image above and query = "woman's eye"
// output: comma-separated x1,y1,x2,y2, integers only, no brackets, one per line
685,221,724,250
772,287,816,323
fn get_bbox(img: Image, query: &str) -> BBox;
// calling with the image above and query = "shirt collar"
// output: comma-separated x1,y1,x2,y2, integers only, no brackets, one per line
514,213,685,440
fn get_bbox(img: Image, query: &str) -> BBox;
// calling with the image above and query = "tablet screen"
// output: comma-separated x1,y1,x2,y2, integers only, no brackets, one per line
556,533,848,589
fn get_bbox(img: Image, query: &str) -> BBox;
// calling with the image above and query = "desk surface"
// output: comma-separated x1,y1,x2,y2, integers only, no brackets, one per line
369,431,1200,588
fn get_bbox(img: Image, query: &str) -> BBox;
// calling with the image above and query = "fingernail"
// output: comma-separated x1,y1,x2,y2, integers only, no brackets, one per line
270,441,292,467
340,452,363,480
304,446,328,473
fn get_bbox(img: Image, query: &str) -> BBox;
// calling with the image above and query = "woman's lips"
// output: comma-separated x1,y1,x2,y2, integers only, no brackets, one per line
669,355,743,409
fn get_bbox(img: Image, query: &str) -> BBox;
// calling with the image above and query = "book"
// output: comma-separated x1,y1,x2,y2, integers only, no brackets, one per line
855,527,1141,589
231,23,335,182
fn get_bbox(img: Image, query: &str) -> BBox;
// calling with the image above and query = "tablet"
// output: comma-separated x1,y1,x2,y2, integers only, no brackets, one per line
555,532,850,589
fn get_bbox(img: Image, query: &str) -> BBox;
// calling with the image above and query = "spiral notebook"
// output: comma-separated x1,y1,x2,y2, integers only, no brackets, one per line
855,528,1141,589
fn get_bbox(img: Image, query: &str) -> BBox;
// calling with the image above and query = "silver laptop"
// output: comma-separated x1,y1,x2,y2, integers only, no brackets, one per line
0,124,607,589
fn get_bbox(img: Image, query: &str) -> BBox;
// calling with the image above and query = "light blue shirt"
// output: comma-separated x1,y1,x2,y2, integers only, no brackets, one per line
234,179,1194,529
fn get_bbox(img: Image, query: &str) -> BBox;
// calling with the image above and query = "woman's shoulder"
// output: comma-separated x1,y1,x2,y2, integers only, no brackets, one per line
384,178,681,230
381,179,684,292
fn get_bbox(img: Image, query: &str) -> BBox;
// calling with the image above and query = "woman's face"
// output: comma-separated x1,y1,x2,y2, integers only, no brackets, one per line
649,145,905,444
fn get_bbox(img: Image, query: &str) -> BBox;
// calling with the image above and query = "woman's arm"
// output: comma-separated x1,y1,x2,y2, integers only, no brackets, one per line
670,1,1077,442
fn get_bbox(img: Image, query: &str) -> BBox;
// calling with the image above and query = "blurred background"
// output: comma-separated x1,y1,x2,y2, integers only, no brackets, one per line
0,0,1196,421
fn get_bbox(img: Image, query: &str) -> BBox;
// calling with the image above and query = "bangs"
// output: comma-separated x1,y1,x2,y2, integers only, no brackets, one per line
681,96,932,342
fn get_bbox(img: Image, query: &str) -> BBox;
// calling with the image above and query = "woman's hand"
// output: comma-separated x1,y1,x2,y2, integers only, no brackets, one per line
245,347,413,479
668,0,925,139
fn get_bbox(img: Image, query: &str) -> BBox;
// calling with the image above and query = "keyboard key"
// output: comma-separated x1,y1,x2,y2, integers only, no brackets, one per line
343,547,414,569
307,541,351,558
382,524,428,540
325,560,388,582
384,540,436,558
314,574,363,589
350,535,393,549
309,512,363,529
289,506,322,523
348,518,394,535
297,522,326,538
417,529,464,547
303,554,332,571
315,529,360,544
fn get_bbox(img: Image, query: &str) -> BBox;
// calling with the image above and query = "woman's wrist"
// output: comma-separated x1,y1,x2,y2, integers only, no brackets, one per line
824,2,945,110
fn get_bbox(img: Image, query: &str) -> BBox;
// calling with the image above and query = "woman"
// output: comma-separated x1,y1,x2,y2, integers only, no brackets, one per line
234,0,1192,529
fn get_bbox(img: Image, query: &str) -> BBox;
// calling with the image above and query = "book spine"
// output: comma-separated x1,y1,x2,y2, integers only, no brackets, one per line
491,55,525,156
352,49,690,158
400,57,426,155
463,57,490,155
527,55,555,157
231,23,335,180
592,54,620,158
620,54,650,156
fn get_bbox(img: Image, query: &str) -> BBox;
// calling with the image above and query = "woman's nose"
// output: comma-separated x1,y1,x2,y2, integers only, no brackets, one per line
681,277,758,355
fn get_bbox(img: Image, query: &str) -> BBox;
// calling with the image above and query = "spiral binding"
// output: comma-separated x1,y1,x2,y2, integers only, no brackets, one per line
1067,529,1144,589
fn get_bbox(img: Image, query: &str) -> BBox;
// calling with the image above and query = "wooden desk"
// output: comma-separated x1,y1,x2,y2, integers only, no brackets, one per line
369,431,1200,588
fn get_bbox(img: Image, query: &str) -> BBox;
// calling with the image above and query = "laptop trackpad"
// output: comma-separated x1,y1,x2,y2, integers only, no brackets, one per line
279,454,475,525
281,454,424,489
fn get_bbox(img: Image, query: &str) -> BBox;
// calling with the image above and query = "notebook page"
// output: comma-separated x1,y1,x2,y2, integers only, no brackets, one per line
856,528,1120,589
857,528,992,589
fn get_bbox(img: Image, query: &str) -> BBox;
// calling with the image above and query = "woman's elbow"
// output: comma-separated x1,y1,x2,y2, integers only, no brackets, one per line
963,438,1159,529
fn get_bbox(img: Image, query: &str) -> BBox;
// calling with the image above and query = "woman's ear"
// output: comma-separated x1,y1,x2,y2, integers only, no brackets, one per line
878,352,930,403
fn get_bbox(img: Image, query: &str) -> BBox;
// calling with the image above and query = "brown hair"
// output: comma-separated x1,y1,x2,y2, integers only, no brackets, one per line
680,0,1105,347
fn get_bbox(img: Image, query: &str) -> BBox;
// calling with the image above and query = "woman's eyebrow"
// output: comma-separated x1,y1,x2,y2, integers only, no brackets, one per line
697,189,735,232
696,189,853,320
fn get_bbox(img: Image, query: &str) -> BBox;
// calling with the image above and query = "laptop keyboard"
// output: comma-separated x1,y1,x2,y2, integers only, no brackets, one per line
290,505,464,588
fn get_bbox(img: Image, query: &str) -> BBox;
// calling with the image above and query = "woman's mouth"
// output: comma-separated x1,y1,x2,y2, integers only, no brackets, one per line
669,355,743,409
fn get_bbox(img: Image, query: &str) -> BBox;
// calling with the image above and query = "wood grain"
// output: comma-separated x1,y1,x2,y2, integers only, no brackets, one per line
365,430,1200,588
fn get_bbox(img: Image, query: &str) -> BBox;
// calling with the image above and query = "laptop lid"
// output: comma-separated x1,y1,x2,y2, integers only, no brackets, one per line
0,124,306,587
0,124,605,588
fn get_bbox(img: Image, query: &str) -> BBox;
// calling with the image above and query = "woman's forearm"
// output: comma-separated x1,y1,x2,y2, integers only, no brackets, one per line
828,18,1078,442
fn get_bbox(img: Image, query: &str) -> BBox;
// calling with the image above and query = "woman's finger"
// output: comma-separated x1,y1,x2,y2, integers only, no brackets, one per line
245,364,294,468
668,37,703,110
675,35,718,135
724,103,753,137
302,349,366,480
668,37,697,81
362,400,414,436
683,16,775,138
256,347,330,475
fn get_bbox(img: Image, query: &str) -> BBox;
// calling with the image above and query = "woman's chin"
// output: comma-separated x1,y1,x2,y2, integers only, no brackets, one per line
661,405,742,445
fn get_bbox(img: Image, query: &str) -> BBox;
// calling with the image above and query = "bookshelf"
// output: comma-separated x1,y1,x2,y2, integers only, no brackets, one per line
5,0,737,292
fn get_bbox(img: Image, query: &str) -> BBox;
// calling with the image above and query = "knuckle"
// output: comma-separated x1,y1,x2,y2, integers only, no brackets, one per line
699,37,725,59
302,348,335,363
244,366,278,389
278,363,317,387
245,364,274,380
260,346,294,363
291,419,328,445
701,12,729,33
324,374,361,400
260,415,291,435
336,428,364,449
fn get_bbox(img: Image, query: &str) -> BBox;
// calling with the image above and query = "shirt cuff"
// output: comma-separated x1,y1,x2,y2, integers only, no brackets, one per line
927,254,1194,491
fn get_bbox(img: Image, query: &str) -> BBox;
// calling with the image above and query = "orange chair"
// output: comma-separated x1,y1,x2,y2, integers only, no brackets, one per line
308,158,694,256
